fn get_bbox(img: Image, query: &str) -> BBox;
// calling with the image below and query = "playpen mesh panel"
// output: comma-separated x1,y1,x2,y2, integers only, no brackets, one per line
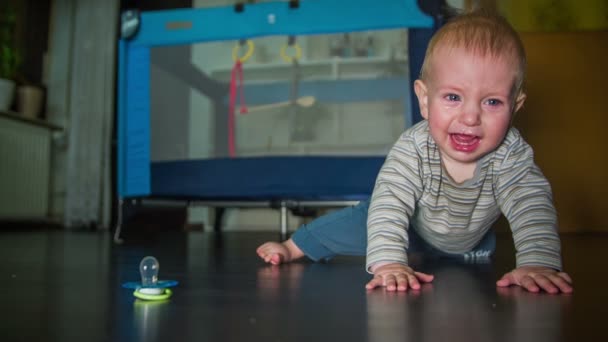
148,30,412,161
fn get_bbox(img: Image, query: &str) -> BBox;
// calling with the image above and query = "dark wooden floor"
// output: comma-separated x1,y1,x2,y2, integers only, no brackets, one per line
0,230,606,342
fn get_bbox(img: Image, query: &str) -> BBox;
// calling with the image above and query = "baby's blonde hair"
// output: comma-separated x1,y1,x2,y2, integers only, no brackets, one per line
419,10,527,97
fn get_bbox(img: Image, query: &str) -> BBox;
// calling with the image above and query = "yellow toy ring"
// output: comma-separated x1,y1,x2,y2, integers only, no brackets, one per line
133,288,173,301
280,43,302,63
232,40,255,63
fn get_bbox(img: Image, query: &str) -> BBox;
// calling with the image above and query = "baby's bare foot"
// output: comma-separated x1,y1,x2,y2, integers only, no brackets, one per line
257,242,288,265
256,238,304,265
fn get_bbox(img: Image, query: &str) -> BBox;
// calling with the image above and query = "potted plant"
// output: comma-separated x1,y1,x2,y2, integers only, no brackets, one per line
0,4,21,112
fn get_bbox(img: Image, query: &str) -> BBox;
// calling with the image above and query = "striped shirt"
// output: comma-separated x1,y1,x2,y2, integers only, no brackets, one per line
366,120,562,272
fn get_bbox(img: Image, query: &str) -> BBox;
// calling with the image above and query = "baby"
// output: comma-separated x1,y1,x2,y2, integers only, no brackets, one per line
257,10,573,294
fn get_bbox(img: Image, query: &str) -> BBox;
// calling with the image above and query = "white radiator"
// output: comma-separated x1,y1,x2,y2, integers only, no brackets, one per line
0,115,52,219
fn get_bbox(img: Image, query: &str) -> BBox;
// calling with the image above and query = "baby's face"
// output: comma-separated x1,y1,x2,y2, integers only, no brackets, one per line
416,45,524,168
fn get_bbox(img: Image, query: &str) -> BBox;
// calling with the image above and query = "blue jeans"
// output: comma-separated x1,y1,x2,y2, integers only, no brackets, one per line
291,199,496,262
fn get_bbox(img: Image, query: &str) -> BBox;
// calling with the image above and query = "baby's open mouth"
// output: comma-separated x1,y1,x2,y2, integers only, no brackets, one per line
450,133,480,152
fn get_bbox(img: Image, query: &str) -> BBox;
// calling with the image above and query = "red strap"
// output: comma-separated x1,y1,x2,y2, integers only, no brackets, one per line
228,61,247,157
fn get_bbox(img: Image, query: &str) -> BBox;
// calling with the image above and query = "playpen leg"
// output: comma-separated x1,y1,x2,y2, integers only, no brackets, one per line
280,201,289,241
113,198,124,244
214,207,226,232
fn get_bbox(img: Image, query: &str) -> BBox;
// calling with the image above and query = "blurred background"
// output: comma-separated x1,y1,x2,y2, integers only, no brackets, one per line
0,0,606,234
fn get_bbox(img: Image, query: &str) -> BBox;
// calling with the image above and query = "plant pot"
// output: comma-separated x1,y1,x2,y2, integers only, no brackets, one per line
0,77,16,111
17,85,44,119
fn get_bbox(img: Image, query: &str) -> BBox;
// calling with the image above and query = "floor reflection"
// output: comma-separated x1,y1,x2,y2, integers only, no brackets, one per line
495,286,571,342
133,300,171,342
366,262,569,342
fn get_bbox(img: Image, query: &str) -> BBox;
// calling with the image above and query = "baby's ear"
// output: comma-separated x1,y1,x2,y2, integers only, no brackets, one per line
514,92,527,113
414,80,429,120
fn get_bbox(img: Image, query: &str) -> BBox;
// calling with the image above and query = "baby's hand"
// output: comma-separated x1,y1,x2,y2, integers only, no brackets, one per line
366,263,434,292
496,266,573,294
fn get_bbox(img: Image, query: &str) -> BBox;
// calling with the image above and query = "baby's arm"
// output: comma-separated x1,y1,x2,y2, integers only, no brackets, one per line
365,134,425,289
366,263,434,291
496,136,572,293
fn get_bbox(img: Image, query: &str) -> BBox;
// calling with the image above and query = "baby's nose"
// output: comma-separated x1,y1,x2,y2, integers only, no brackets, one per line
460,103,482,125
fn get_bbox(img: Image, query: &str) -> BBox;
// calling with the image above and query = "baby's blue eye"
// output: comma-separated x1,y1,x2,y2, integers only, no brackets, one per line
486,99,503,106
446,94,460,101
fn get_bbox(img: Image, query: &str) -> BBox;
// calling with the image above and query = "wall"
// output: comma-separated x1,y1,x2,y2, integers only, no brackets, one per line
499,0,608,32
513,31,608,233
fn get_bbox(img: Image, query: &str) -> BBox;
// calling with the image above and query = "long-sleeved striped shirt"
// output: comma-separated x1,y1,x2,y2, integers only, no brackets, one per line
366,120,562,272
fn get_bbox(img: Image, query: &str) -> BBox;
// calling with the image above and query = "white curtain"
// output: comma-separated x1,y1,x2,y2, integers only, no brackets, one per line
47,0,119,229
